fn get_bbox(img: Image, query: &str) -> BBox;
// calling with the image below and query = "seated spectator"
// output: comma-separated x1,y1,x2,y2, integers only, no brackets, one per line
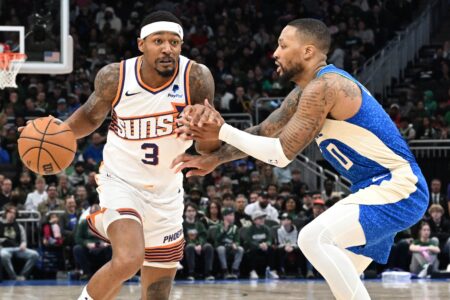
409,222,440,277
280,195,299,221
13,172,33,207
54,98,70,120
37,185,65,221
42,213,64,248
73,204,112,279
244,211,278,279
276,213,303,277
428,178,449,218
244,192,279,224
221,193,235,209
399,117,416,141
428,204,450,269
201,200,222,229
24,176,48,211
85,171,98,198
234,194,252,228
56,173,74,199
321,179,341,202
83,132,104,166
0,142,10,163
75,185,89,210
0,178,13,209
59,195,81,247
0,204,39,280
69,162,88,187
183,203,214,281
214,207,243,279
273,166,292,187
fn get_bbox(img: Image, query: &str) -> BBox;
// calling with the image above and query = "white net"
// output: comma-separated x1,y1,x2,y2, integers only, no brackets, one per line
0,53,26,89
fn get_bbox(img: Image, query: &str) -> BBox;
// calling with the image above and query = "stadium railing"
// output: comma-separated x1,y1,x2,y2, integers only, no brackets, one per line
0,210,41,247
409,139,450,158
357,0,448,97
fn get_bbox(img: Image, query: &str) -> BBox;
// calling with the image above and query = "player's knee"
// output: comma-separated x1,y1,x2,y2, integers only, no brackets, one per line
112,248,144,277
297,223,320,254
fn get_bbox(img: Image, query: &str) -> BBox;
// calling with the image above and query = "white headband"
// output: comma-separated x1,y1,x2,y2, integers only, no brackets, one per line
140,21,184,40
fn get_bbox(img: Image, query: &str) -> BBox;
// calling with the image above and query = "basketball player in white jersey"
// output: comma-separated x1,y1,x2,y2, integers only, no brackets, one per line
61,11,219,300
173,19,428,299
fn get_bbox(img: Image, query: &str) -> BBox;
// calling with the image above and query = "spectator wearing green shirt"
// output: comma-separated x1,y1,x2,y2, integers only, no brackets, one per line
183,203,214,281
214,207,243,279
244,211,278,279
73,204,112,279
409,221,440,278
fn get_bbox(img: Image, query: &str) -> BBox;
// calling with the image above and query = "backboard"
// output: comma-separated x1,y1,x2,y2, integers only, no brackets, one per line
0,0,73,74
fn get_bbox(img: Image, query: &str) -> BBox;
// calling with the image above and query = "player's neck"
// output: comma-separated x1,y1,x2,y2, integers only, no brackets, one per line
293,61,327,88
140,60,173,89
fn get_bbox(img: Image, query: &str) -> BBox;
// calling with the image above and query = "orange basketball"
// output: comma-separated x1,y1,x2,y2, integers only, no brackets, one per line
18,116,77,175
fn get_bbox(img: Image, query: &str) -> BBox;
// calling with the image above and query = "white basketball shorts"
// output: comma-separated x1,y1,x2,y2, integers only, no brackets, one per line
86,167,185,269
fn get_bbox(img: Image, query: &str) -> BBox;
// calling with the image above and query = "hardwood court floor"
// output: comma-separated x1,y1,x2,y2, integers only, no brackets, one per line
0,279,449,299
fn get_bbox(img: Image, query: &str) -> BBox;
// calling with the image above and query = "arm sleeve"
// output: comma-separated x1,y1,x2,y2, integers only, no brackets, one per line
219,123,292,167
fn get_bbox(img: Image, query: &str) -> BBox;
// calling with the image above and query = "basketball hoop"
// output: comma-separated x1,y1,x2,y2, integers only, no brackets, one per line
0,52,27,89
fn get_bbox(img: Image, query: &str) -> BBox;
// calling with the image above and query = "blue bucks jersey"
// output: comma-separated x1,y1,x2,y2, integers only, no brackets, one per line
315,65,417,193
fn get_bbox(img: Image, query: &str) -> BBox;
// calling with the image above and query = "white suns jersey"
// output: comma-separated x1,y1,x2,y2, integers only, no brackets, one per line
102,55,193,198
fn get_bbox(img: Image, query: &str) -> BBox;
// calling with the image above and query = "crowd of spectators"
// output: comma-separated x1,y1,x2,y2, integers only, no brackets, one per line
0,0,449,281
0,163,449,280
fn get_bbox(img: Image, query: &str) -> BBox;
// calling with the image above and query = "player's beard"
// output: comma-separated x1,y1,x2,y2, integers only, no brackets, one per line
278,64,303,85
156,68,175,77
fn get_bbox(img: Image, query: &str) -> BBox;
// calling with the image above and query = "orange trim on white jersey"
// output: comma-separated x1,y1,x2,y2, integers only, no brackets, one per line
111,61,125,108
136,56,179,93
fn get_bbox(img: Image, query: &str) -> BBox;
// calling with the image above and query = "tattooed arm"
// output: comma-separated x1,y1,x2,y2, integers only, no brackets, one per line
212,86,302,163
171,87,302,176
188,62,222,154
65,63,119,139
216,74,336,166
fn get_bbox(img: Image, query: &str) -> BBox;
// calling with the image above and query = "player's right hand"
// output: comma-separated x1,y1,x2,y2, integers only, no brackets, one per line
17,120,32,134
170,153,219,177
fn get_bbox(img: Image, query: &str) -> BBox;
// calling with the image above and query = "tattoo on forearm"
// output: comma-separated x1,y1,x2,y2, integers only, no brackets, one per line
215,87,302,164
146,276,173,300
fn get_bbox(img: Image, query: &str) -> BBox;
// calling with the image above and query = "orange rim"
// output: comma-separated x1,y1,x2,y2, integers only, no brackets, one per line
0,53,27,70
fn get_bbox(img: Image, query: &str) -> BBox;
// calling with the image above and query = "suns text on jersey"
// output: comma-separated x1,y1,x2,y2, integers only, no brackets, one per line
110,113,177,140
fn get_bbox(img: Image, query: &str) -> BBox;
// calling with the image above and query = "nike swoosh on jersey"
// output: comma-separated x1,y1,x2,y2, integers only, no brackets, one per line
372,174,389,182
125,91,141,96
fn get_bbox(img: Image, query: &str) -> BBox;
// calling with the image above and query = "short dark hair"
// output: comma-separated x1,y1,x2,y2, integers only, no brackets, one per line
287,18,331,54
140,11,182,28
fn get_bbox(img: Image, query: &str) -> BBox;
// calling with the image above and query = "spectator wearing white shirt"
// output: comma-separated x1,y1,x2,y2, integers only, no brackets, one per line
24,176,47,211
244,192,279,224
97,7,122,33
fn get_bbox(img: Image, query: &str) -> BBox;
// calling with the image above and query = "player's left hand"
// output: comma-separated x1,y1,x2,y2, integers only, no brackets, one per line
170,153,220,177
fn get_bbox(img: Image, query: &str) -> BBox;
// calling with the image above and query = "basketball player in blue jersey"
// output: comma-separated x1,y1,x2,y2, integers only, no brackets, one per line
172,18,429,299
24,11,220,300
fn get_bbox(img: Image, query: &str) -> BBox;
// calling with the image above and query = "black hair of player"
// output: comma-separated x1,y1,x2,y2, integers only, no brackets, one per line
140,11,182,29
287,18,331,54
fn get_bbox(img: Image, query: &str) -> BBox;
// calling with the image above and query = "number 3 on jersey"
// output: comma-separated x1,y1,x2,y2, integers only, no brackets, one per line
141,143,159,165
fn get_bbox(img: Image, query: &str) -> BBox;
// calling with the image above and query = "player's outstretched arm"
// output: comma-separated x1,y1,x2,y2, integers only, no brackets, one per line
218,75,336,166
171,87,301,176
188,62,221,154
65,63,120,139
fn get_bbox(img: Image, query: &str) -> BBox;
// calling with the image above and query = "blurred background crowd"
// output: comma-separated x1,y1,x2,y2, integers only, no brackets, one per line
0,0,449,281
